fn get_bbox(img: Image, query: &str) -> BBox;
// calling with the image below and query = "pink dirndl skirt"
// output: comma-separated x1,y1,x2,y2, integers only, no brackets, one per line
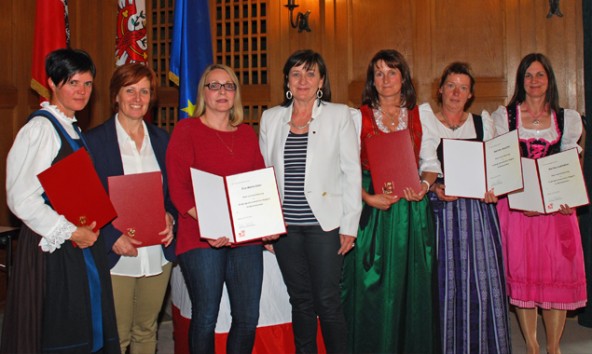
496,198,587,310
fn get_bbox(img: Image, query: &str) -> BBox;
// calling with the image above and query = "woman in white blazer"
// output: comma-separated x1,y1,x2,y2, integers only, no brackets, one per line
259,50,362,353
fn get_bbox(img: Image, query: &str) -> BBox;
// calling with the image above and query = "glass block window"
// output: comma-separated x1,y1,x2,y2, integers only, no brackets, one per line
214,0,269,127
149,0,269,131
149,0,177,132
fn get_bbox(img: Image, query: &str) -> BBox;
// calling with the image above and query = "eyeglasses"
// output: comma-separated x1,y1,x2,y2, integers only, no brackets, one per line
205,82,237,91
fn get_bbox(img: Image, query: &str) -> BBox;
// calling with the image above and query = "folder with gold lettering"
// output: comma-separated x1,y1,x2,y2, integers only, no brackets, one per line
37,148,117,231
366,130,421,196
108,171,166,247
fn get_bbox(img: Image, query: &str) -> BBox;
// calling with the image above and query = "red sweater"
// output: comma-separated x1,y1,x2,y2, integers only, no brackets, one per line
166,118,265,255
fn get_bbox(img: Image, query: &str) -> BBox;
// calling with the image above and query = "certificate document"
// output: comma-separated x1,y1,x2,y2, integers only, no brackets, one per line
191,167,286,243
508,149,589,213
443,130,522,198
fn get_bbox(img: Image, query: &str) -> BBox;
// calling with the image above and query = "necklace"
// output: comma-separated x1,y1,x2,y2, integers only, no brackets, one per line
523,103,548,125
440,112,465,131
376,107,407,132
379,107,400,126
202,116,236,153
215,131,235,154
289,118,314,130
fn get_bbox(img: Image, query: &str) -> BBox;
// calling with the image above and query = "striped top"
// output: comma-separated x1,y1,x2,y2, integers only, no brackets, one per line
283,131,318,225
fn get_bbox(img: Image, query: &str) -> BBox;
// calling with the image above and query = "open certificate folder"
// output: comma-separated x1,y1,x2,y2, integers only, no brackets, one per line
443,130,523,198
366,130,421,196
508,148,589,213
108,171,166,247
37,148,117,231
190,167,286,243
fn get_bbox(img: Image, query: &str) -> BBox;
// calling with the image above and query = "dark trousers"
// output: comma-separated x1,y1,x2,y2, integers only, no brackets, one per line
274,225,347,354
178,245,263,354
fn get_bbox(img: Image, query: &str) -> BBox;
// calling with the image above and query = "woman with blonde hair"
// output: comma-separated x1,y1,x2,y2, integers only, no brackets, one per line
167,64,275,354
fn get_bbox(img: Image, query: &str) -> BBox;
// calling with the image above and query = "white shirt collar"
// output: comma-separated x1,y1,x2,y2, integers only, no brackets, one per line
41,101,79,126
114,113,149,145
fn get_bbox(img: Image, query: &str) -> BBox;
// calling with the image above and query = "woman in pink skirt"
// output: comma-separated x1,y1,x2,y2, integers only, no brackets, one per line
492,53,587,354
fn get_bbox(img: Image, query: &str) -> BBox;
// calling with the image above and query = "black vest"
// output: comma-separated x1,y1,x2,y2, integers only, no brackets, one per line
506,104,565,158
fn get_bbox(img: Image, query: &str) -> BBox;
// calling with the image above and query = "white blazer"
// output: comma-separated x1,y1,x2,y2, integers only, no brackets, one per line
259,101,362,237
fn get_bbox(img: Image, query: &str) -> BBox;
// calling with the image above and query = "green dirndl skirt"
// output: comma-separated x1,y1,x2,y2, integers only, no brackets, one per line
342,171,440,354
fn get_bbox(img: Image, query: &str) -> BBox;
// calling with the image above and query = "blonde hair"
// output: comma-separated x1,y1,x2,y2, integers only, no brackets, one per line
194,64,244,126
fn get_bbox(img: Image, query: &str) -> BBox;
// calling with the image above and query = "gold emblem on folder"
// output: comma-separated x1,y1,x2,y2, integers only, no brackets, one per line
382,181,394,195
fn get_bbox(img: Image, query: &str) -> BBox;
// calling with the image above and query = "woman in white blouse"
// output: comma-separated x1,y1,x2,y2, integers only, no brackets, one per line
492,53,586,354
2,48,119,354
85,63,175,354
419,62,511,353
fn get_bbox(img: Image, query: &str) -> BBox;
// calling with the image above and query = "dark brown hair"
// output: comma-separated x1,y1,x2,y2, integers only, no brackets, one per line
361,49,416,109
507,53,560,113
281,49,332,107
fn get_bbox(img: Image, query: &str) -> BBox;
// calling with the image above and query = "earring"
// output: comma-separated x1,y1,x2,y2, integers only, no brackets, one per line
316,89,323,99
286,90,293,100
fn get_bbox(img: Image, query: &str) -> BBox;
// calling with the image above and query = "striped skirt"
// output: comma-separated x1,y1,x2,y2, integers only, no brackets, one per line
429,193,511,354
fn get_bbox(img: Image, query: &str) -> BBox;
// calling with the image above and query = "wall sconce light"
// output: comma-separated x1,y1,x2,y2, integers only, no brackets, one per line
285,0,311,32
547,0,563,18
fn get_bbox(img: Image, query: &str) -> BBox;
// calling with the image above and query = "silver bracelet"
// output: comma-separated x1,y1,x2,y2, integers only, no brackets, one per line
421,179,430,190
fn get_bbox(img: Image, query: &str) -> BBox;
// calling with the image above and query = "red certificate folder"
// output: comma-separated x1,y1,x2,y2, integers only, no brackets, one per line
108,171,166,247
366,130,421,196
37,148,117,231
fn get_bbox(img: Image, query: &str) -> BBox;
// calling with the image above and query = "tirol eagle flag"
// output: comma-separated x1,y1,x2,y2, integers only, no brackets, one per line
31,0,70,101
115,0,148,66
168,0,213,119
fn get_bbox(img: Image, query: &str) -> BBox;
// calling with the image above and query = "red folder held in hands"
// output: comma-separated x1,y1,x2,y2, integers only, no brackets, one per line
366,130,422,197
108,171,166,247
37,148,117,231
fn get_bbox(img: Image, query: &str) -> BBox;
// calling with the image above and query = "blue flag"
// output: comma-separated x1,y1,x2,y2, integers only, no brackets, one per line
169,0,213,119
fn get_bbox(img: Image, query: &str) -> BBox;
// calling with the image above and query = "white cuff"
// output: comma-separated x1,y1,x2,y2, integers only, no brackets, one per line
39,216,75,253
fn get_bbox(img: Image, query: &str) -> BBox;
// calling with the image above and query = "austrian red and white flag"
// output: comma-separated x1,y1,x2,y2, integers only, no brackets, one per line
171,252,328,353
31,0,69,101
115,0,148,66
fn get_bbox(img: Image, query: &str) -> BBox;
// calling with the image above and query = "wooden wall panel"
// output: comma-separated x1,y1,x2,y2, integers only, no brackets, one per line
68,0,119,130
428,0,507,112
500,0,583,112
0,2,12,86
0,0,28,226
319,0,349,107
432,1,505,77
345,0,583,114
349,0,415,84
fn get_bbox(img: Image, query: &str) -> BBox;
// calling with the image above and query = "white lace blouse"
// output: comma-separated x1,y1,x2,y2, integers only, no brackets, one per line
6,102,80,252
418,102,495,176
491,105,582,153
